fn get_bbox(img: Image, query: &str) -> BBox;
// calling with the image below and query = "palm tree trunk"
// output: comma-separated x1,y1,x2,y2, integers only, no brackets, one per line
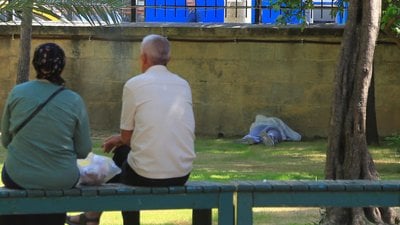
16,5,32,84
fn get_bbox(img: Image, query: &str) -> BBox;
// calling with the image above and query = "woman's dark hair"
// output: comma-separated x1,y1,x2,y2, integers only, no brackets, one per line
32,43,66,85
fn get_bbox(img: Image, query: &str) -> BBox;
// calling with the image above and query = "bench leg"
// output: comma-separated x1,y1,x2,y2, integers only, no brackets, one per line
218,192,235,225
122,210,140,225
192,209,212,225
236,192,253,225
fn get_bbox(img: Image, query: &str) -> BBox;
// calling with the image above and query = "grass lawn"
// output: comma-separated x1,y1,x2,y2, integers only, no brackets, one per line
0,136,399,225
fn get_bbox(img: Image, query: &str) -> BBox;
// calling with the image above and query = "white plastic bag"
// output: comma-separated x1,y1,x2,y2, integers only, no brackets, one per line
77,153,121,186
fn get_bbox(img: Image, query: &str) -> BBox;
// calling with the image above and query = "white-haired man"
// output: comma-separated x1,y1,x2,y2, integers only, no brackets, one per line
66,34,196,225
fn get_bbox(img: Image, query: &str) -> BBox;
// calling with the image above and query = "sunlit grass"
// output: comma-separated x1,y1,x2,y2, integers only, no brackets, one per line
191,139,327,182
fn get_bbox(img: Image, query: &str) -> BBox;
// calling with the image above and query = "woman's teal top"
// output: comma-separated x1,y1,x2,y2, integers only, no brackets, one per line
1,80,92,189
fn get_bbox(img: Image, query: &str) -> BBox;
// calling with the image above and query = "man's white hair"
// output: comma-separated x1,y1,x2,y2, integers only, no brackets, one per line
140,34,170,65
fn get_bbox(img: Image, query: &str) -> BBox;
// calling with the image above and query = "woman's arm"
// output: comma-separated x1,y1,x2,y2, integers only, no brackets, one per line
1,99,12,148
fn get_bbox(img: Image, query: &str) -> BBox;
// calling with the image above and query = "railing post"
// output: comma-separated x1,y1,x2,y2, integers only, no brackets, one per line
131,0,137,22
254,0,261,23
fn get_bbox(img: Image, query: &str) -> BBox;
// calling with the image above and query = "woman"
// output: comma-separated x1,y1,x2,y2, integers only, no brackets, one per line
0,43,92,225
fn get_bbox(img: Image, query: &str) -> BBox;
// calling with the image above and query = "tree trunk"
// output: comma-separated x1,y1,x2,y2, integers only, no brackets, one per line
322,0,399,224
366,68,379,146
16,5,32,84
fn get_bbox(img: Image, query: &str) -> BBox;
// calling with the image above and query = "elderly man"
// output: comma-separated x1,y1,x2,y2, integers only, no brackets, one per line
67,34,196,225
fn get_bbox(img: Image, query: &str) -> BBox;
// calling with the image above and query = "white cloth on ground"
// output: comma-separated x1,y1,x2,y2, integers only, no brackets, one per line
248,115,301,141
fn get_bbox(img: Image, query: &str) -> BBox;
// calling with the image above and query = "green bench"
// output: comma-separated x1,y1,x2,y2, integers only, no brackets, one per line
234,180,400,225
1,180,399,225
0,181,236,225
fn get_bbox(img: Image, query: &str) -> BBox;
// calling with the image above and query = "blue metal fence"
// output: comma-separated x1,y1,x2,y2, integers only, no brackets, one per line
140,0,348,24
0,0,348,24
144,0,224,22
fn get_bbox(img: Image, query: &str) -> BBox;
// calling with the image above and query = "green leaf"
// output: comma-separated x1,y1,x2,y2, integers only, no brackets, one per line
0,0,125,25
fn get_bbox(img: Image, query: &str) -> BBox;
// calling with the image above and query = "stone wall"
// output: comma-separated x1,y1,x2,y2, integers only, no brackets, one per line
0,24,399,138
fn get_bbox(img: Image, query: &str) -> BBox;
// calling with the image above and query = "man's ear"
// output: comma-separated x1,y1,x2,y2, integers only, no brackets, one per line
140,53,151,72
140,53,146,63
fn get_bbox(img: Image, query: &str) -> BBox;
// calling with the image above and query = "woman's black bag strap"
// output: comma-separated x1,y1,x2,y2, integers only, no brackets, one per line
13,86,65,136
